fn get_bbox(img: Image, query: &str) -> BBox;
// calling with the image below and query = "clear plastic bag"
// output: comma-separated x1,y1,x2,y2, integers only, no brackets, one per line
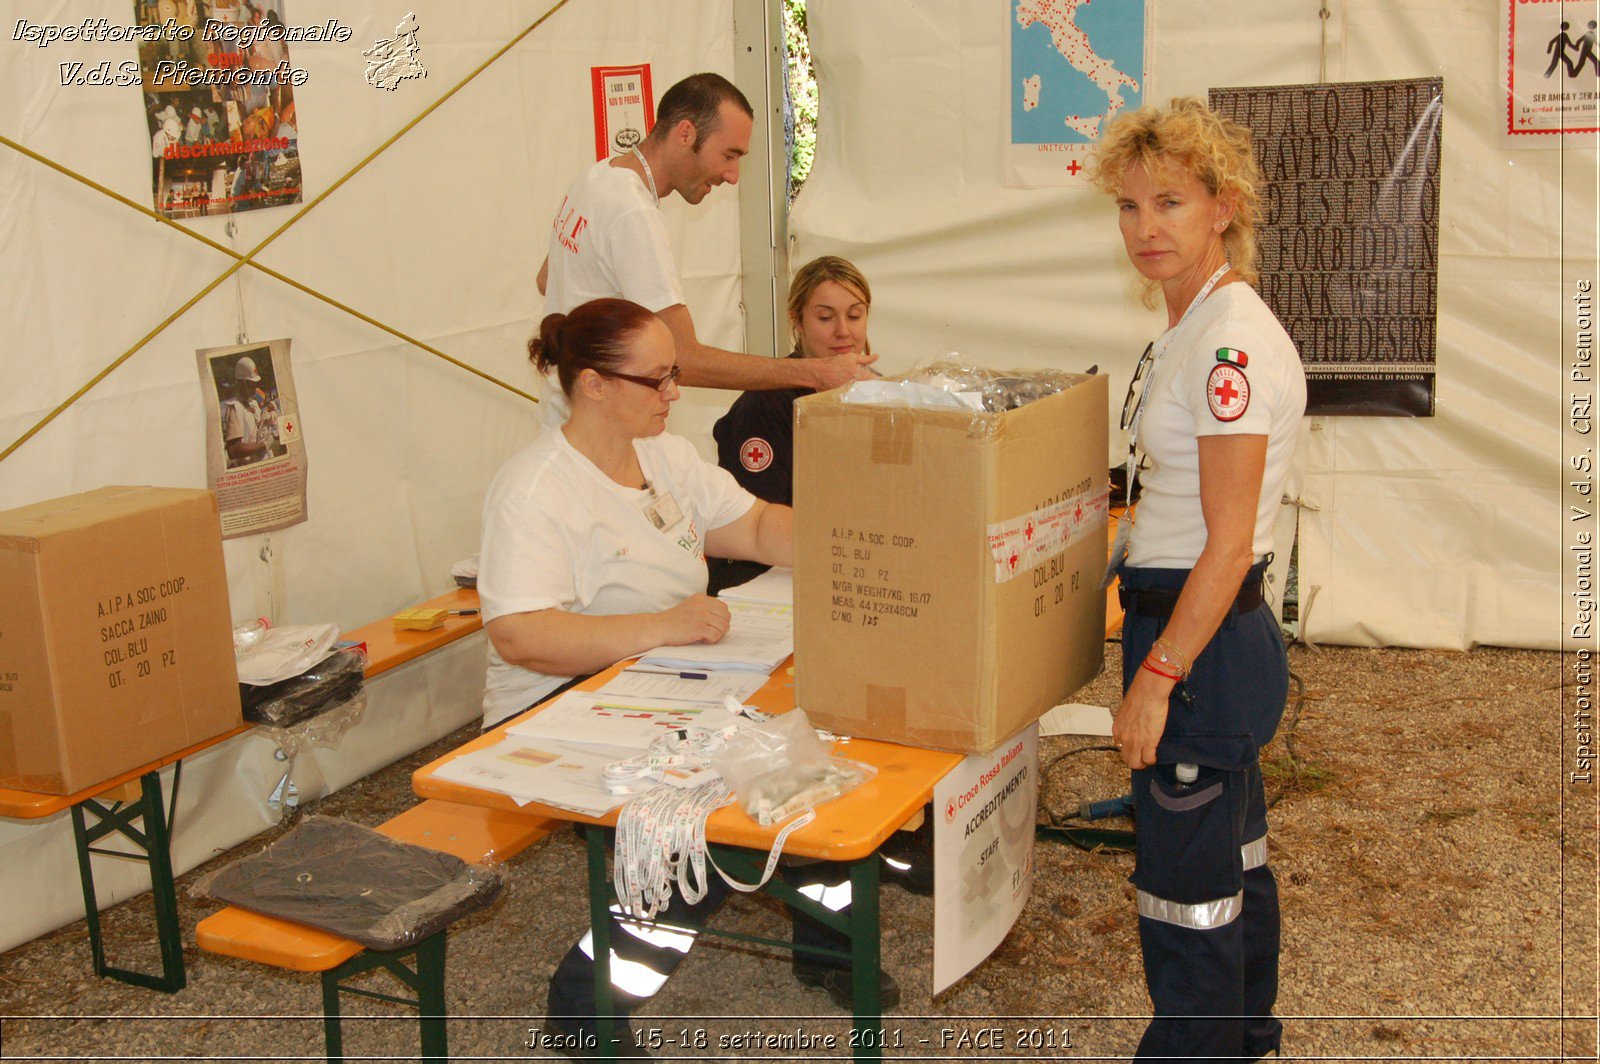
840,355,1097,426
711,709,875,826
191,816,503,950
241,647,367,728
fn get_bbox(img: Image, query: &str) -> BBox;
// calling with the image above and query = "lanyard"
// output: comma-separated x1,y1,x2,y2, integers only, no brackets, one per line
1102,262,1232,587
1121,262,1233,508
631,146,659,205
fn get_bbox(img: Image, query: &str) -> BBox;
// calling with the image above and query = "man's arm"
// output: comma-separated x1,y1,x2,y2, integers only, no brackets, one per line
537,257,548,297
656,304,875,392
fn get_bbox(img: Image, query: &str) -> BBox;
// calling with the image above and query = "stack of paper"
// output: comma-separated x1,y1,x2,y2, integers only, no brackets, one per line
638,601,793,673
430,737,630,817
597,667,767,704
507,691,743,749
718,566,794,606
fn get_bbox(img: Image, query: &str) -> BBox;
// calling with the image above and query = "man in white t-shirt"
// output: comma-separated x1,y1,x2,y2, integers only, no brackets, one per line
536,73,872,425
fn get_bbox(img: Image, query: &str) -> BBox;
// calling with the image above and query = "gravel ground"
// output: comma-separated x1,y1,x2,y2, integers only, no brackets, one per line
0,644,1592,1062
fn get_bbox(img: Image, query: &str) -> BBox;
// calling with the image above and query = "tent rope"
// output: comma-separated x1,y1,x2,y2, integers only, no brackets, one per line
0,133,540,407
0,0,571,465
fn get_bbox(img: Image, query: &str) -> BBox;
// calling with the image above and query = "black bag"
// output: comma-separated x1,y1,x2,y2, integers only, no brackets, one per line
203,816,502,950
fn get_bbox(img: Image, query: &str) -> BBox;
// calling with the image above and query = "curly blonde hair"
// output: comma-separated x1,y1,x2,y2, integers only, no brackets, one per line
1088,97,1264,296
786,255,872,354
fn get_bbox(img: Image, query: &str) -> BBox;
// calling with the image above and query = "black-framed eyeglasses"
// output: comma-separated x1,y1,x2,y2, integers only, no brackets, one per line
596,364,682,392
1119,342,1155,431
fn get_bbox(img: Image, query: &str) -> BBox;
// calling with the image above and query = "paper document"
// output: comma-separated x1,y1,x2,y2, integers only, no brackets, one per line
598,668,767,704
430,738,626,817
718,566,794,606
1037,703,1114,738
638,601,793,672
507,691,744,750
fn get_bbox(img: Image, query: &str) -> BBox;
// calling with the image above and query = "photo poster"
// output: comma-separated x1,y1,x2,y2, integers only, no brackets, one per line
197,338,309,539
591,64,655,161
138,0,303,219
1501,0,1600,145
1005,0,1148,187
1210,78,1444,417
931,724,1038,995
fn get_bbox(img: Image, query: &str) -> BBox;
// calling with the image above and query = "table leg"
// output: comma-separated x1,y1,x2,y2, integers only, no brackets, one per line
848,852,883,1061
68,767,186,992
584,825,618,1062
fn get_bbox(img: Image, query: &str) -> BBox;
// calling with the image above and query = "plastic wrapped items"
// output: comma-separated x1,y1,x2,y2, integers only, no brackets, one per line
711,708,874,826
240,647,367,728
193,816,503,950
841,355,1097,423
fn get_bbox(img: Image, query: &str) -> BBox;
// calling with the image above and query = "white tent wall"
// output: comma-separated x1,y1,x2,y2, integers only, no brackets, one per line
0,0,746,626
0,1,747,951
792,0,1594,650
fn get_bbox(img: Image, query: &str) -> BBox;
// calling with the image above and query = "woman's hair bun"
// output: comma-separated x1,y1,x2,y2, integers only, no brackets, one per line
528,312,567,374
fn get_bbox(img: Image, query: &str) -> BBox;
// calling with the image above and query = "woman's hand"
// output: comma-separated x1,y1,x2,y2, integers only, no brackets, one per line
655,594,730,646
1113,665,1172,770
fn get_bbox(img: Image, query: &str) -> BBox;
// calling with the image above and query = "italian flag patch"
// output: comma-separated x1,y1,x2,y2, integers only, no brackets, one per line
1215,347,1249,367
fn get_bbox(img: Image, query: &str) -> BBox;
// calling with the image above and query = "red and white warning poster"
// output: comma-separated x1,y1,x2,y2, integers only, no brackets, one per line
1502,0,1600,145
591,64,654,161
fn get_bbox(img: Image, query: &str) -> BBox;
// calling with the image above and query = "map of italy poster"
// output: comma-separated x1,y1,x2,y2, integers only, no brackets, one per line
1006,0,1148,187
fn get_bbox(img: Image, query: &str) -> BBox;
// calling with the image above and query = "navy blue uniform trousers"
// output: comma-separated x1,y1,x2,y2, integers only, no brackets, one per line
1120,562,1286,1062
546,840,851,1025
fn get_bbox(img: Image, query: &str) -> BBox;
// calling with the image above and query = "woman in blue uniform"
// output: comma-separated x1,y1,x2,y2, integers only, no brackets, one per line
707,255,872,594
1089,98,1306,1061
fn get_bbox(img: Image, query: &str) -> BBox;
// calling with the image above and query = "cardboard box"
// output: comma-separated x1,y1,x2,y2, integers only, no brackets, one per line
794,376,1109,754
0,487,241,793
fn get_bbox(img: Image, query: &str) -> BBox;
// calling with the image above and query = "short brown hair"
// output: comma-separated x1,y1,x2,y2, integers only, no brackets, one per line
1088,97,1264,290
529,299,658,397
649,73,753,151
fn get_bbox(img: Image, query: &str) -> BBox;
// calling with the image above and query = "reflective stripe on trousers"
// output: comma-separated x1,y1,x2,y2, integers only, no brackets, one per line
577,903,697,997
1137,834,1267,930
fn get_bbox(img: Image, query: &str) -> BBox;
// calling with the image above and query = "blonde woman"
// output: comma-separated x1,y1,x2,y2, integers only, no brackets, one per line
708,255,871,593
1089,97,1305,1061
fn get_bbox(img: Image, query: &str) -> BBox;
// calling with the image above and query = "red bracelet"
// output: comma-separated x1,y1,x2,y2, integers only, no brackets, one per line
1141,659,1183,682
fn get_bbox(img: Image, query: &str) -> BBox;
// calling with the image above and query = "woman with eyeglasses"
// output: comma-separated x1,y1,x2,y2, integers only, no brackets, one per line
1089,98,1306,1062
477,297,792,730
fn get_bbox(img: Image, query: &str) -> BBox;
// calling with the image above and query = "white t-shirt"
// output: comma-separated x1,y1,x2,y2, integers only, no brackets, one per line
477,428,756,727
1127,283,1307,569
539,160,686,428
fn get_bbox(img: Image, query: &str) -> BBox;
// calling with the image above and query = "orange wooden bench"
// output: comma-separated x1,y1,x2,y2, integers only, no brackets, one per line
196,798,557,1062
196,587,558,1060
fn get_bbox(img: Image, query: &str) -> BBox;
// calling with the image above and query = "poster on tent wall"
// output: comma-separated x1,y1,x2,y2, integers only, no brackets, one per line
197,338,309,539
591,65,655,161
1004,0,1148,187
1210,79,1443,417
138,0,304,219
932,725,1037,994
1501,0,1600,146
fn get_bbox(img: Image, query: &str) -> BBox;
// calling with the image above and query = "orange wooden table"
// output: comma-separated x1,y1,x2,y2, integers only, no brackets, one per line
0,722,251,992
414,657,963,1060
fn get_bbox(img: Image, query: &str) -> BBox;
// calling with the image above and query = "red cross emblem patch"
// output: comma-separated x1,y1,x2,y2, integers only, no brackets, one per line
1206,364,1250,422
739,437,774,472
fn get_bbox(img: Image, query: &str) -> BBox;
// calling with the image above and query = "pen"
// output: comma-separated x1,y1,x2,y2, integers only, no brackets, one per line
625,667,709,680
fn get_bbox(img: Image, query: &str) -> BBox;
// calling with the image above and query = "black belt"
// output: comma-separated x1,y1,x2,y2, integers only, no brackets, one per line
1119,580,1263,620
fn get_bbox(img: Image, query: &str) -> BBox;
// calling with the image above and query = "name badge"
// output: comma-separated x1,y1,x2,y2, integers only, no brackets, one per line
644,491,683,531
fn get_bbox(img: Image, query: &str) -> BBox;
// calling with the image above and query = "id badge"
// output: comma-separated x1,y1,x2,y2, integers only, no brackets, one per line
645,491,684,531
1101,510,1132,589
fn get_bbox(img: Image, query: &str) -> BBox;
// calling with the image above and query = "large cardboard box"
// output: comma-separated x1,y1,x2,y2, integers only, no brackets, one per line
0,487,241,793
794,376,1108,754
